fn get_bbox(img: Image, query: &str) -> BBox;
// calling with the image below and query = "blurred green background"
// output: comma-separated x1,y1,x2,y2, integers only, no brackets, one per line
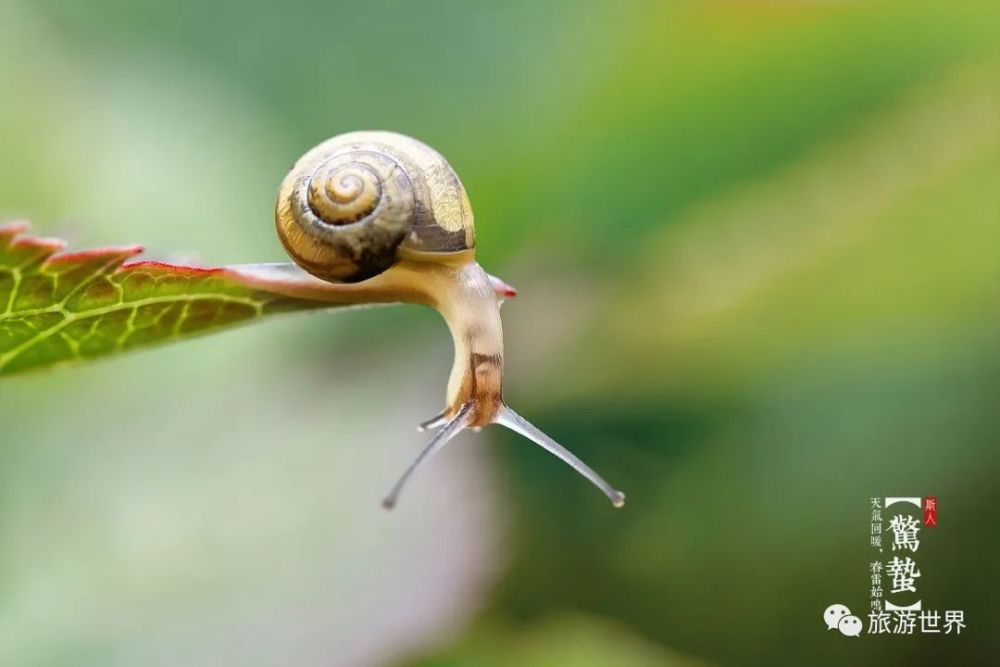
1,0,998,665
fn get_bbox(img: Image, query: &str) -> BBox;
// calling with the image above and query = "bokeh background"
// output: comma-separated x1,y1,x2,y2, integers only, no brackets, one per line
1,0,998,665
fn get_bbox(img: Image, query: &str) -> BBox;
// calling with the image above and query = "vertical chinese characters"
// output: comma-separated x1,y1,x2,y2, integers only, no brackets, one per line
863,497,964,636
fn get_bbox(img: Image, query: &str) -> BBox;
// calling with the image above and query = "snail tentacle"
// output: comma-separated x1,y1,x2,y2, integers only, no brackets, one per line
382,402,473,510
416,410,449,432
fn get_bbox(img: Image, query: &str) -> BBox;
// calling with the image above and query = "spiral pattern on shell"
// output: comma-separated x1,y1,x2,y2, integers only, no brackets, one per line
276,131,476,283
307,162,381,224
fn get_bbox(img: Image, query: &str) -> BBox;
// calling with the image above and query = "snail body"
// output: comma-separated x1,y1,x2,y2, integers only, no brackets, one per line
257,131,624,509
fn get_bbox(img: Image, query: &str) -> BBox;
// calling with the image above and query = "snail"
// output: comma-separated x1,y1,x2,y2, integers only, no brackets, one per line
253,131,625,509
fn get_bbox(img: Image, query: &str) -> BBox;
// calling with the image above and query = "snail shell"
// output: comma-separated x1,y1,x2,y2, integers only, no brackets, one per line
275,131,475,282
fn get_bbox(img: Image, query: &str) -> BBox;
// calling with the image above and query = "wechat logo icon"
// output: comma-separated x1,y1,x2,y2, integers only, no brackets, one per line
824,603,862,637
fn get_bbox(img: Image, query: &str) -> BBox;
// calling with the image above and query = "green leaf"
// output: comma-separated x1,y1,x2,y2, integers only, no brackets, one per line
0,221,341,376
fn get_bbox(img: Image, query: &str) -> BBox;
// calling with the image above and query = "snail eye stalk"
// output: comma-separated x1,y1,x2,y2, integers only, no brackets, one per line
383,402,625,510
495,404,626,508
382,403,473,510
